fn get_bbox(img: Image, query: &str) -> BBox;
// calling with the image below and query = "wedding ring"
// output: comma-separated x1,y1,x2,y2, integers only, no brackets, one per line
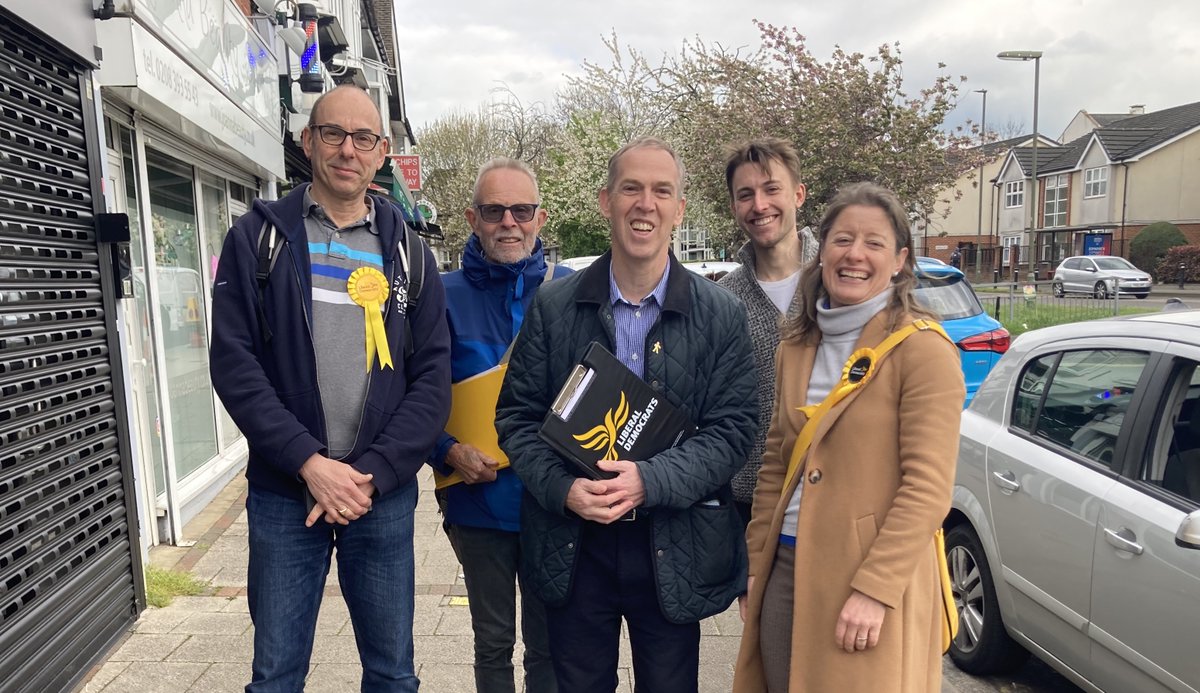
856,636,868,642
337,507,349,515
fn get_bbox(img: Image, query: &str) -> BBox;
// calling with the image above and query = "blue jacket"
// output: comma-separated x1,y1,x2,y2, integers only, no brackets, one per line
430,234,572,531
210,184,451,499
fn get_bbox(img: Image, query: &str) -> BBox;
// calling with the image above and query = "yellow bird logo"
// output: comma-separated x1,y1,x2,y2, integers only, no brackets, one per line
572,391,630,461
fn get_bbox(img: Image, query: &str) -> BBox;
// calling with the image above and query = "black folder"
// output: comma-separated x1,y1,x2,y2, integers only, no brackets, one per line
539,342,697,480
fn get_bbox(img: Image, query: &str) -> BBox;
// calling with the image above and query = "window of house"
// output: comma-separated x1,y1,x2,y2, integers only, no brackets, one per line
1017,349,1149,470
1005,180,1024,208
1044,174,1069,228
1002,235,1020,264
1084,167,1108,198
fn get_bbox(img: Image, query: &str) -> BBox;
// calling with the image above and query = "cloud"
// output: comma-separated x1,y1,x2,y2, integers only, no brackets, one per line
396,0,1200,141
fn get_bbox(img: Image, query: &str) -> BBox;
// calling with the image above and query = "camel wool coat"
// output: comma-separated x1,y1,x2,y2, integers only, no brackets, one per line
733,310,965,693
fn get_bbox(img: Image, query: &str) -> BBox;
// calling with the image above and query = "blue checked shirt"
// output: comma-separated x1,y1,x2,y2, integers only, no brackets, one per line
608,263,670,380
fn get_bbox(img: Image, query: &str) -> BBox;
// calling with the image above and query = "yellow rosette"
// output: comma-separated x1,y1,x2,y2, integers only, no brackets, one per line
840,347,877,387
347,267,393,371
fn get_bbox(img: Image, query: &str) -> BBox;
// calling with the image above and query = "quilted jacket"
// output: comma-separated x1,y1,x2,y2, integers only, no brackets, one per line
495,251,758,624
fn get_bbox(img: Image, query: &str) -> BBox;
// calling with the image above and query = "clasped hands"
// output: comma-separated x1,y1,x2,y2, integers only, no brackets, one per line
300,452,376,527
564,459,645,524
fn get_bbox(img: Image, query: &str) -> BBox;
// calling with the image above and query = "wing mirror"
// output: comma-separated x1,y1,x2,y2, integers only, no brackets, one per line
1175,510,1200,550
1085,266,1097,272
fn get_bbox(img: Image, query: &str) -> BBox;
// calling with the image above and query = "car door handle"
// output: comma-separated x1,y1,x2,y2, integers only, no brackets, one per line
1103,527,1144,556
991,470,1021,493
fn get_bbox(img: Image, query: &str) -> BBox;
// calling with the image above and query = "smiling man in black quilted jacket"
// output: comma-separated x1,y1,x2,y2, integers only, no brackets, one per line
495,137,757,693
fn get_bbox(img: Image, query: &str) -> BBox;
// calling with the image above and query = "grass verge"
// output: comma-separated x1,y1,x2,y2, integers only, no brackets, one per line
145,566,207,608
993,301,1157,337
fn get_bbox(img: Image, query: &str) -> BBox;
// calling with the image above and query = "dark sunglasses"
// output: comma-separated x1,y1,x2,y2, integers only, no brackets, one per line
310,124,383,151
475,203,539,223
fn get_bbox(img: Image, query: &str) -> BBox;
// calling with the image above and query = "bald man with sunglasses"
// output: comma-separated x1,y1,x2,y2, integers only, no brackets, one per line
429,158,572,693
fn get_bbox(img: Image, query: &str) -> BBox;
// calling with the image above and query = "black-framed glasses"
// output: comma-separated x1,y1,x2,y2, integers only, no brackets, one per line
475,203,539,223
310,124,383,151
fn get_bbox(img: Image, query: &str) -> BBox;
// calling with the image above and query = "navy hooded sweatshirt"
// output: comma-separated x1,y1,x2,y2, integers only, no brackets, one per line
210,184,451,499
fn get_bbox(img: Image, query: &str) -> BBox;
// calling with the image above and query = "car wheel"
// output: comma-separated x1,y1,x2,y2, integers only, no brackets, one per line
1093,281,1109,299
946,523,1029,675
1052,281,1064,298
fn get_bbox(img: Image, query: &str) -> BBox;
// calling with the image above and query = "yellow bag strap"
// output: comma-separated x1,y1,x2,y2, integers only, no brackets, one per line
781,319,950,490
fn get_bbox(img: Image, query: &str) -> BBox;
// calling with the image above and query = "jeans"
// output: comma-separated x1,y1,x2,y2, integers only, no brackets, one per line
245,481,419,693
446,523,556,693
544,519,700,693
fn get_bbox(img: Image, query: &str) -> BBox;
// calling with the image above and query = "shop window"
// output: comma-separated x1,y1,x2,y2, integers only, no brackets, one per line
147,149,219,481
201,176,241,449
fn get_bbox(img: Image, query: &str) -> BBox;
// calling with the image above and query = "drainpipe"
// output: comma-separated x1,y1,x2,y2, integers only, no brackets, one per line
992,179,1003,283
1119,162,1130,258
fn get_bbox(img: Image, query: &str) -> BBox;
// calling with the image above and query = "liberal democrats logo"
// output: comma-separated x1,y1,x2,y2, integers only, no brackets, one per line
572,391,630,461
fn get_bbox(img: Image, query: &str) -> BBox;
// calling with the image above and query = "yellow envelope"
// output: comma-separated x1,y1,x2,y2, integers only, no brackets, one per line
433,363,511,490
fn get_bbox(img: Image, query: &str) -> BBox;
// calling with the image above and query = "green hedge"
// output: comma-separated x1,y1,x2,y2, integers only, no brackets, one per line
1156,245,1200,285
1131,221,1187,279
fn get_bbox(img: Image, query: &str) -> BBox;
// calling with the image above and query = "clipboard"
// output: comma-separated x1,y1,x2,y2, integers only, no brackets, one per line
539,342,696,479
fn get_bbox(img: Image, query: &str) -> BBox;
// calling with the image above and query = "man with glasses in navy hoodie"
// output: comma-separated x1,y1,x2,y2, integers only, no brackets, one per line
211,85,450,692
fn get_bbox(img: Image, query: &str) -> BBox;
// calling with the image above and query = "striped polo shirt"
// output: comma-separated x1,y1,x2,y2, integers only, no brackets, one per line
303,189,381,458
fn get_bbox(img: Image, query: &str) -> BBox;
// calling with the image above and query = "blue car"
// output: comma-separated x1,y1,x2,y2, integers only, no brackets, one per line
914,258,1009,406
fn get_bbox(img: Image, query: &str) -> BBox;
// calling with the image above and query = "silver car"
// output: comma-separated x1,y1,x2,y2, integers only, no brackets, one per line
1052,255,1153,299
945,310,1200,692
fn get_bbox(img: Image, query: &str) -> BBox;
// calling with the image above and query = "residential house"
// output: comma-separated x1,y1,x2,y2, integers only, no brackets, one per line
995,100,1200,279
922,133,1056,274
1058,107,1140,143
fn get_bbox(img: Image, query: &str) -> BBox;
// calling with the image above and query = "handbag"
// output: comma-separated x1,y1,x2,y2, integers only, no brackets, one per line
935,528,958,653
781,318,958,653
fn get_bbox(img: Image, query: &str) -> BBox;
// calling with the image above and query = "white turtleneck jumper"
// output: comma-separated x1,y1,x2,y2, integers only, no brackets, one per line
779,289,893,540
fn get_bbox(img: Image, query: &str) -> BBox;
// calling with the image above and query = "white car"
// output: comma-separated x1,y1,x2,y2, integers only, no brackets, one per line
1052,255,1152,299
682,260,740,280
946,310,1200,691
559,255,601,271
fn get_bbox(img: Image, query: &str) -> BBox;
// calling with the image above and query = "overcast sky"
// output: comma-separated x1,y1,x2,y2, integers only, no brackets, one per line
396,0,1198,144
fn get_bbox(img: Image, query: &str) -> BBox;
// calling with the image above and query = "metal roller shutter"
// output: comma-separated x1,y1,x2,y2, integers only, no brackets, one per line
0,11,139,693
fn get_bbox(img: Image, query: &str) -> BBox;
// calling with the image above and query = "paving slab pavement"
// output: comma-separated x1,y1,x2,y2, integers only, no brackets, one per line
78,469,966,692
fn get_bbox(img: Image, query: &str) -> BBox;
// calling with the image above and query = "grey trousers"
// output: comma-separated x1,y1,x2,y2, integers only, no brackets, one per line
446,523,556,693
760,544,795,693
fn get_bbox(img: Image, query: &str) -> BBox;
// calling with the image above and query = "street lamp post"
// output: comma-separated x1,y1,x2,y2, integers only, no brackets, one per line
998,50,1042,282
975,88,987,277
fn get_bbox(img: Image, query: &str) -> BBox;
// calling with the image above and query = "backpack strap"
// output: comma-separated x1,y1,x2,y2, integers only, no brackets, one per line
399,225,427,358
255,219,284,343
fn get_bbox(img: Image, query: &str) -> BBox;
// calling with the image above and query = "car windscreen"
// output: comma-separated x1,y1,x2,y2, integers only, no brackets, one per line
914,273,984,321
1093,257,1136,271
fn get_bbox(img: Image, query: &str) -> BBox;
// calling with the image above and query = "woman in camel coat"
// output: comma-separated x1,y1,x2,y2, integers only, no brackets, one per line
733,182,964,692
